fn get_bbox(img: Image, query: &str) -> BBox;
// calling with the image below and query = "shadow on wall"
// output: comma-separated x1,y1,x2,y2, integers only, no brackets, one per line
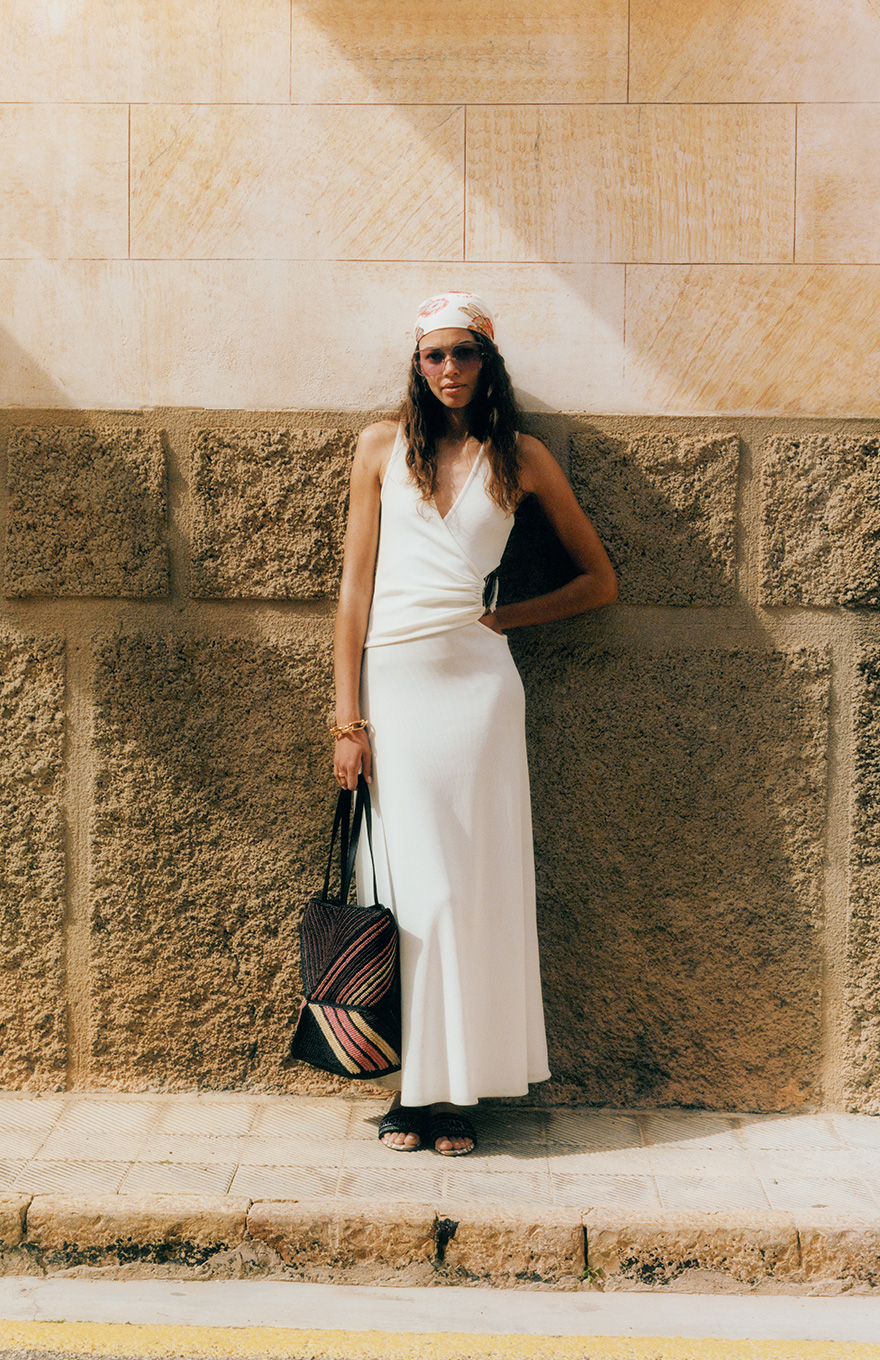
88,628,338,1093
0,352,178,1090
0,327,73,408
504,425,830,1112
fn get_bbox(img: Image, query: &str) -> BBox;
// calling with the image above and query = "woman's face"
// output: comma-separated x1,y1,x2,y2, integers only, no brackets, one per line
416,327,483,410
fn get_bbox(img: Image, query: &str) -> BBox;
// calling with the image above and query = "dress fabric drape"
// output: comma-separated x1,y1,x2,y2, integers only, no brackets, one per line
357,425,550,1107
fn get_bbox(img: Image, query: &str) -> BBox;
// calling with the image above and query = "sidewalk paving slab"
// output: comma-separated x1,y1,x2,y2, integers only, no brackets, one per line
0,1093,877,1289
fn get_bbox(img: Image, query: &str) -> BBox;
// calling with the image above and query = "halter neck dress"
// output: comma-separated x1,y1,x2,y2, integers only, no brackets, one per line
358,424,550,1107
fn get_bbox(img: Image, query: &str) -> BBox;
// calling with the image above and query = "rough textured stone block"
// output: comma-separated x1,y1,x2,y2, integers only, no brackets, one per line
760,433,880,607
441,1206,584,1282
846,648,880,1111
0,636,66,1088
26,1194,248,1253
570,430,739,605
796,1215,880,1284
191,428,354,599
585,1209,799,1285
90,627,335,1089
4,426,168,598
247,1201,435,1269
512,640,829,1109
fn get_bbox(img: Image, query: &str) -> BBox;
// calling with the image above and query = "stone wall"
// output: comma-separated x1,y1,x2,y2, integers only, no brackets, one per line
2,4,879,1108
1,409,878,1113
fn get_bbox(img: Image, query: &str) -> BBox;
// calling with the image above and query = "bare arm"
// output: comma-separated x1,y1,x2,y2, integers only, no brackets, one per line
486,435,617,633
333,421,395,789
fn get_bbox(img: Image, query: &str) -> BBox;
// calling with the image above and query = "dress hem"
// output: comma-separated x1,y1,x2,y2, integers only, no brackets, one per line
372,1070,553,1104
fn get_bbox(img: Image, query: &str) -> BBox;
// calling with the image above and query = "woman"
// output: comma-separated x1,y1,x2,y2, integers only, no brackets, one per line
333,293,617,1155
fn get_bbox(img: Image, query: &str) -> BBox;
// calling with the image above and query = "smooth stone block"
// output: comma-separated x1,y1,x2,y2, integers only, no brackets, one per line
0,0,290,103
4,426,168,598
290,0,628,103
191,427,354,600
512,642,829,1110
89,628,335,1090
625,265,880,416
0,637,66,1090
570,430,739,605
131,105,464,262
0,260,625,413
0,262,149,409
797,105,880,264
760,433,880,607
630,0,880,102
467,105,794,264
0,105,128,260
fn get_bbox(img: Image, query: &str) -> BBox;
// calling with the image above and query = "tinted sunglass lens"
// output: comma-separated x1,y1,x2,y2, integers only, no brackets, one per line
418,345,482,374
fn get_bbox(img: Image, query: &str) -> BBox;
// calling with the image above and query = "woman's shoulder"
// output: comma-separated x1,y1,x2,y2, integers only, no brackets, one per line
358,418,398,449
515,432,556,492
355,419,399,474
516,431,550,459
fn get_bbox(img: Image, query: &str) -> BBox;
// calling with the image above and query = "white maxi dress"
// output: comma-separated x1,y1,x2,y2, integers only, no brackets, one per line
358,425,550,1107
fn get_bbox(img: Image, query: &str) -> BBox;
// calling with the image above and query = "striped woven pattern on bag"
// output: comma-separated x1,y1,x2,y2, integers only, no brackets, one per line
290,780,401,1080
300,900,398,1004
309,915,398,1005
297,897,401,1076
307,1002,399,1075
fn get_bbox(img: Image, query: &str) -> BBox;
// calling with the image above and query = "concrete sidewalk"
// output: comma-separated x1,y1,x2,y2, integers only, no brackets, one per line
0,1092,878,1289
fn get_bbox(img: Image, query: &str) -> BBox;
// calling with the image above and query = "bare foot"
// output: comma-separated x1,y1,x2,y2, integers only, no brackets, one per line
379,1094,424,1151
428,1102,476,1155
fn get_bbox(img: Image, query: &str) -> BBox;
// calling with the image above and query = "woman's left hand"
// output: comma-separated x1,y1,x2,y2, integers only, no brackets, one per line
478,611,505,635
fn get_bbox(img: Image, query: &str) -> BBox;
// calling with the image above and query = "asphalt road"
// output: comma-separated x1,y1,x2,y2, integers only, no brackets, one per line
1,1278,880,1358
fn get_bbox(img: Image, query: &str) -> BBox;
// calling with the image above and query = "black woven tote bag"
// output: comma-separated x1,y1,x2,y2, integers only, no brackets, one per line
288,777,401,1079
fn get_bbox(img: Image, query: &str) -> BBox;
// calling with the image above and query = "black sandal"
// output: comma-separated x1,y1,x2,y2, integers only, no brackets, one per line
378,1105,425,1151
426,1110,477,1156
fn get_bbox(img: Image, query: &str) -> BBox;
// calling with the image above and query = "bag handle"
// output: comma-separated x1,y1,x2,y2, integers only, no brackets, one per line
343,777,380,907
321,786,352,901
323,777,380,907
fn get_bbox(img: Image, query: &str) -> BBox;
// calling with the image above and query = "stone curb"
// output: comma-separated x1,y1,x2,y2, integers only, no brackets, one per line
584,1208,799,1287
0,1197,30,1248
1,1194,879,1286
25,1194,251,1254
584,1209,880,1287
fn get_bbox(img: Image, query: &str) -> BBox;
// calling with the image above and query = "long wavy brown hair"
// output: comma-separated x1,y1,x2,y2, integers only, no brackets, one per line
400,331,523,512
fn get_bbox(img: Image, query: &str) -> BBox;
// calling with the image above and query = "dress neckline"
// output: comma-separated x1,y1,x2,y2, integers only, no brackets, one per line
435,441,486,523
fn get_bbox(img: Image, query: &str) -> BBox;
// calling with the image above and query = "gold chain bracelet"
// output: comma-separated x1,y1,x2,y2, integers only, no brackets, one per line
330,718,369,740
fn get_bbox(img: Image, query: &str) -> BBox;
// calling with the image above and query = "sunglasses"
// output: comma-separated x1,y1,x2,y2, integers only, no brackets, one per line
417,343,483,376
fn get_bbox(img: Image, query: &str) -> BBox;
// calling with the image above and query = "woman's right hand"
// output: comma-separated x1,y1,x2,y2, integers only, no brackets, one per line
334,729,373,791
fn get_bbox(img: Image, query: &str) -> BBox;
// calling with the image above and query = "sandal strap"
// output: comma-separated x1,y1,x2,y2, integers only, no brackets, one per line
378,1106,425,1140
426,1111,477,1145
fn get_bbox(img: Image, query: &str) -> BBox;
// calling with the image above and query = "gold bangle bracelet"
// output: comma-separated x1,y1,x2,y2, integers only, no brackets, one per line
330,719,369,740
